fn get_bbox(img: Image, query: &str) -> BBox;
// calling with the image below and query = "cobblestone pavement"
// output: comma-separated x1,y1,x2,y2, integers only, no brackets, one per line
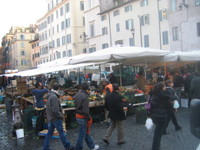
0,108,199,150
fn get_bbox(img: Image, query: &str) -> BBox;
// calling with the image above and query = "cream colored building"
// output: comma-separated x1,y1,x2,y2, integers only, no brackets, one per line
37,0,86,65
10,26,36,71
84,0,170,52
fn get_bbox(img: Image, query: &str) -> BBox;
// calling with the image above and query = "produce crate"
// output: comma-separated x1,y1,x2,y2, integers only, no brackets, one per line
22,108,35,128
135,106,147,124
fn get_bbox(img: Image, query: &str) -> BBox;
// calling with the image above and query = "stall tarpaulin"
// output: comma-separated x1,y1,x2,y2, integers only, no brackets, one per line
14,63,105,77
68,46,175,65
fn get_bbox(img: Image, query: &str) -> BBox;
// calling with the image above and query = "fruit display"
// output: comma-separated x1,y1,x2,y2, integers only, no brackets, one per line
66,100,75,107
120,87,145,104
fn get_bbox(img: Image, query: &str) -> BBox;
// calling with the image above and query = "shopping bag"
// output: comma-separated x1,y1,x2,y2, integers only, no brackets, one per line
145,118,154,130
173,100,180,109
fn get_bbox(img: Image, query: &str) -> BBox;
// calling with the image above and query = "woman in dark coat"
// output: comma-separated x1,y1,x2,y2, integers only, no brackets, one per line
150,82,172,150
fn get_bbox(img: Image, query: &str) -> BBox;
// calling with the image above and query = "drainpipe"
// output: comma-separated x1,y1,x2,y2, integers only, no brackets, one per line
156,0,162,50
108,12,113,47
138,15,143,47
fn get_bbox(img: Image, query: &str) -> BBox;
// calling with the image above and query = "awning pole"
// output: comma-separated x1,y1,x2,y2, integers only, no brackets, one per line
99,64,101,82
119,63,122,87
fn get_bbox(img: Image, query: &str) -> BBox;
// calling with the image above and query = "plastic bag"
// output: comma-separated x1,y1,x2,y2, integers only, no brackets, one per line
173,100,180,109
145,118,154,130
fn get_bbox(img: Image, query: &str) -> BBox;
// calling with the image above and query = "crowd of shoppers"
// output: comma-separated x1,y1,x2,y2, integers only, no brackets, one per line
29,70,200,150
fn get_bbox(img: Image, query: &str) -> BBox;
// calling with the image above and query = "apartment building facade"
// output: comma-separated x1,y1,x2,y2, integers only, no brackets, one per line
84,0,170,52
9,26,36,71
29,33,40,68
37,0,86,65
168,0,200,51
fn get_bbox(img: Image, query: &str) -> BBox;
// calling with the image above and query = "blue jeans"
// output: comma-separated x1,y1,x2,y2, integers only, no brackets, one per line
43,119,71,150
75,118,95,150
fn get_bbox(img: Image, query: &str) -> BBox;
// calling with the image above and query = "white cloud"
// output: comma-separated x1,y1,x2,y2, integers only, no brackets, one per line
0,0,46,40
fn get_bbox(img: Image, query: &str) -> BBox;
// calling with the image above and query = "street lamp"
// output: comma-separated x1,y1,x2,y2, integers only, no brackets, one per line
130,28,135,46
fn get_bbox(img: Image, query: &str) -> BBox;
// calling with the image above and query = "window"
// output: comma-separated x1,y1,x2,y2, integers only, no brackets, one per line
61,21,65,30
116,23,120,32
21,42,24,48
83,17,85,26
144,35,149,47
47,16,50,24
90,24,95,37
115,40,123,45
52,27,54,34
65,3,70,13
171,0,177,12
63,51,67,57
125,5,132,12
57,24,59,32
101,15,107,21
102,27,108,35
21,51,25,56
49,29,51,36
80,1,84,10
52,40,55,48
125,19,134,30
196,0,200,5
113,10,120,16
162,31,169,45
60,7,63,16
197,22,200,36
65,18,71,28
57,52,61,59
140,14,150,25
129,38,135,46
45,32,47,39
56,0,58,5
56,10,59,19
159,9,167,21
20,34,24,40
57,38,60,47
62,36,66,45
102,43,109,49
67,49,72,57
140,0,148,7
172,27,179,41
88,0,93,9
66,34,71,43
21,60,27,66
89,47,96,53
51,14,54,22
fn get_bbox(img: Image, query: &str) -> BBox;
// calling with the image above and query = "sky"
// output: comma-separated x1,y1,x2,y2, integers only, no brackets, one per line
0,0,47,40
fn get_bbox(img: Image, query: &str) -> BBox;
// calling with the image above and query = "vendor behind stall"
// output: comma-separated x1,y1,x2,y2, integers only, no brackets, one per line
32,82,48,135
101,79,113,96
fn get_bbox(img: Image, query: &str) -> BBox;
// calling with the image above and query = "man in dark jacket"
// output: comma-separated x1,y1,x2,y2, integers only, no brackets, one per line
163,80,181,134
103,83,126,145
190,72,200,99
43,82,73,150
190,98,200,150
74,83,96,150
173,72,184,102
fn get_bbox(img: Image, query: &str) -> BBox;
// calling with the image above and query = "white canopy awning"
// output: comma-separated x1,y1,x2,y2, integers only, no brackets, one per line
69,46,174,65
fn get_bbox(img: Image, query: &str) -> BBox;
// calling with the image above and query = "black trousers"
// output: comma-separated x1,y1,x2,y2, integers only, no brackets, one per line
35,109,45,133
152,117,167,150
163,111,180,132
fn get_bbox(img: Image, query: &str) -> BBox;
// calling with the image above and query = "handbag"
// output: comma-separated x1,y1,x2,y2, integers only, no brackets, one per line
145,96,152,111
